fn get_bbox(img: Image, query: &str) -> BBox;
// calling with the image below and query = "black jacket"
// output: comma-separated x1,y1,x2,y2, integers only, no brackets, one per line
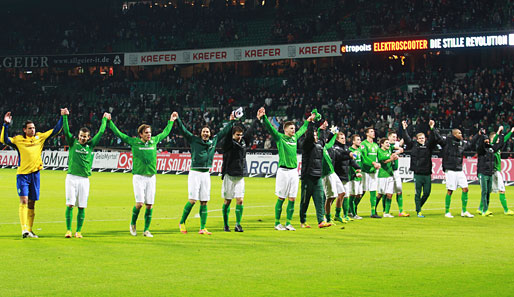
477,133,504,176
403,129,437,175
433,129,479,171
221,119,259,178
300,122,324,179
331,141,360,182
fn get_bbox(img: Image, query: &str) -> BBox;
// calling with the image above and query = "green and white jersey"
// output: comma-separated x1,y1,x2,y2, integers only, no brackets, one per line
321,133,337,177
110,120,174,176
377,148,394,178
360,139,379,174
349,146,362,181
390,145,399,171
492,131,512,172
262,115,308,169
64,115,107,178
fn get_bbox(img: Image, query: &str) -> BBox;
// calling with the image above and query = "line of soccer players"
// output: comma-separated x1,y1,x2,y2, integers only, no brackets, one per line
1,108,513,238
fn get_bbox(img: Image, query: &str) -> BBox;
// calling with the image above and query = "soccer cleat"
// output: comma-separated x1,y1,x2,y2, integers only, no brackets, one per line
318,221,332,228
417,213,425,218
505,209,514,215
234,224,244,232
198,229,212,235
334,216,347,224
484,211,493,216
179,223,187,234
399,212,410,217
130,224,137,236
274,224,286,231
370,214,382,219
75,232,83,238
481,212,493,217
65,231,72,238
224,225,231,232
353,215,363,220
328,219,337,226
301,223,311,228
476,209,483,215
285,224,296,231
344,216,354,222
27,231,38,238
383,213,394,218
22,231,30,238
143,230,153,237
445,212,454,218
461,211,474,218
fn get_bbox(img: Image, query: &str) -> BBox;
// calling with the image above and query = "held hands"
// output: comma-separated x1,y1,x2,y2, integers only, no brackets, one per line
230,112,236,121
429,120,435,129
103,112,111,120
402,120,408,130
498,126,504,134
171,112,178,121
4,112,11,124
391,153,399,161
60,108,70,116
349,152,355,159
510,127,514,134
372,162,381,170
328,124,337,133
356,170,362,178
307,113,316,122
257,108,265,120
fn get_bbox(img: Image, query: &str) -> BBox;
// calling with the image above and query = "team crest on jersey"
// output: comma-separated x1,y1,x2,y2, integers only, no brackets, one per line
35,136,39,140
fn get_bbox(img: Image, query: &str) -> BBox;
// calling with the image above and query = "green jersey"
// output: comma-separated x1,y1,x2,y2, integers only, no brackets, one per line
360,139,379,173
390,145,399,171
349,146,362,181
492,131,512,171
321,133,337,177
175,117,233,171
262,115,308,169
64,115,107,178
110,120,174,176
377,148,394,178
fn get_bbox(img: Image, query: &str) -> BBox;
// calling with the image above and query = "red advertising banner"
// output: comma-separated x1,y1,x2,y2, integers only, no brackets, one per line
116,152,224,173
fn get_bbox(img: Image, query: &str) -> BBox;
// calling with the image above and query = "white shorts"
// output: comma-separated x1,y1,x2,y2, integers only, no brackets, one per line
492,171,506,193
65,174,90,208
378,177,394,195
393,170,402,193
133,174,156,205
188,170,211,201
322,173,346,198
349,180,363,196
275,167,299,199
222,175,245,199
445,170,468,191
362,171,378,192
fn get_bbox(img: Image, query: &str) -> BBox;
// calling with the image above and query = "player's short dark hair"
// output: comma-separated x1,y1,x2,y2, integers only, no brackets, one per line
351,134,361,142
232,125,244,135
23,120,34,129
379,137,388,146
364,126,374,134
387,129,397,137
138,124,151,135
337,131,346,138
79,127,90,135
201,125,211,132
284,121,295,129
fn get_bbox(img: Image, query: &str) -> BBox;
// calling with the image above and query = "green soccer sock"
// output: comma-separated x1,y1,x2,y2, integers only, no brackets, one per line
349,196,355,215
222,204,230,227
382,195,386,211
131,206,141,225
65,206,73,231
500,193,509,212
445,194,452,213
286,200,295,225
335,207,342,218
275,199,285,226
343,198,350,217
76,208,85,232
235,204,243,225
355,197,362,214
370,191,377,215
385,198,392,213
397,193,403,213
461,191,469,212
180,201,194,224
200,205,208,229
144,208,153,232
326,212,332,222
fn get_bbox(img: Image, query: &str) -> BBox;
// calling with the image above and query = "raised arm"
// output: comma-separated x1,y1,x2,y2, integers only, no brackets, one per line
401,120,413,149
174,115,194,142
40,112,64,140
262,114,281,141
214,120,235,141
1,112,13,146
62,110,75,146
243,109,264,145
89,113,109,147
492,126,505,152
109,119,133,144
154,113,176,143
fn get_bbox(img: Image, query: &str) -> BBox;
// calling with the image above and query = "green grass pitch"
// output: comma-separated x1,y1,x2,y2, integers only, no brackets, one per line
1,169,514,296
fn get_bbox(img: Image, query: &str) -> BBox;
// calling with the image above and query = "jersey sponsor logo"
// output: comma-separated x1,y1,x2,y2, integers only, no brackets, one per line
138,147,155,150
75,148,89,155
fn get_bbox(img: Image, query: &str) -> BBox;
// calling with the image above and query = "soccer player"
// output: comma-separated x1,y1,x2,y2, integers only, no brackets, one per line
261,109,314,231
109,113,176,237
330,132,361,222
476,126,504,216
299,119,332,228
220,108,263,232
177,111,235,235
402,120,438,217
348,134,364,219
1,110,63,238
361,126,381,218
486,127,514,215
433,123,479,218
63,109,109,238
376,138,398,217
387,129,409,217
